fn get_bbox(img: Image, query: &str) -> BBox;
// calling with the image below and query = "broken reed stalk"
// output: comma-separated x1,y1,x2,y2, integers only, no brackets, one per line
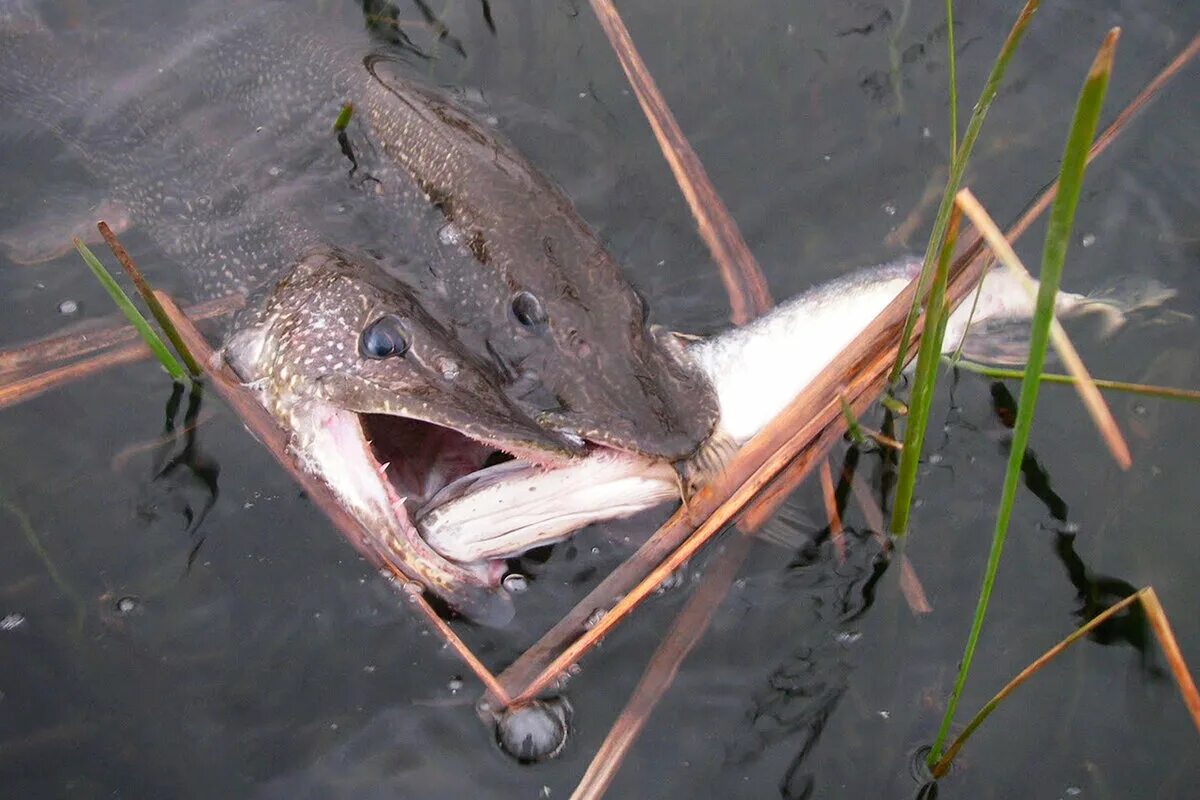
152,291,511,705
931,586,1200,777
927,29,1121,766
97,221,202,377
569,533,755,800
587,0,772,324
0,294,242,378
956,188,1131,468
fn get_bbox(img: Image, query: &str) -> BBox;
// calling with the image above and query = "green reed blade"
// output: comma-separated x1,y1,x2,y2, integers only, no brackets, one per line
927,28,1121,768
946,0,958,156
888,0,1040,384
890,208,960,536
72,238,188,382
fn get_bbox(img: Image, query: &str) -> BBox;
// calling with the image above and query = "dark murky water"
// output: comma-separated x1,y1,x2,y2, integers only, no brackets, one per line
2,1,1199,797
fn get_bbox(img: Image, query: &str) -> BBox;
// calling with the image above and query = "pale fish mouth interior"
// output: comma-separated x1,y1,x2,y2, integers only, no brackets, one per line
415,447,682,564
322,408,684,575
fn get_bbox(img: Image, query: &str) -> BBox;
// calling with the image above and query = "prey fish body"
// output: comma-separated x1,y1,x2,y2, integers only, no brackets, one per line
419,257,1174,564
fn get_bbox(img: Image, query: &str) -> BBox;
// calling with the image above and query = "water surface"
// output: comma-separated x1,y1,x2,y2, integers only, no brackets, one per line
2,1,1198,797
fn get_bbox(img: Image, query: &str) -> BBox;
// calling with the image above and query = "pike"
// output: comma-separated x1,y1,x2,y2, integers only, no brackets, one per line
0,3,718,621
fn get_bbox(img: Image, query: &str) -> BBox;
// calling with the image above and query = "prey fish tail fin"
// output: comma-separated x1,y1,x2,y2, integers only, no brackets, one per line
948,269,1179,366
1063,275,1182,337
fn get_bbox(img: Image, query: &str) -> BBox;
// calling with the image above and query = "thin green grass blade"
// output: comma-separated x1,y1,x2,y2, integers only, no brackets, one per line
948,358,1200,404
927,28,1120,767
72,238,188,382
890,208,960,536
946,0,958,156
888,0,1040,384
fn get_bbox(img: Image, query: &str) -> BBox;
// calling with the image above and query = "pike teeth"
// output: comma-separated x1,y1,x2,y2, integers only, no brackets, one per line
377,461,391,475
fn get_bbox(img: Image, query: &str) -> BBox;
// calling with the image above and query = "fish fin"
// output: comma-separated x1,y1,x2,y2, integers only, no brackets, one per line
0,198,132,265
683,427,739,495
753,508,822,551
955,318,1046,366
957,276,1181,365
1068,275,1181,336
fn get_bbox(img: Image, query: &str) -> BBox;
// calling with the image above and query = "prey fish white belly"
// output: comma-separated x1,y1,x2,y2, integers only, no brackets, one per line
418,257,1172,564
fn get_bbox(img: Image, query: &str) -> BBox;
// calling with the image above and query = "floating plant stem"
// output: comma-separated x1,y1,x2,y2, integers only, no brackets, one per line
888,0,1040,384
948,359,1200,404
72,238,187,383
927,28,1120,767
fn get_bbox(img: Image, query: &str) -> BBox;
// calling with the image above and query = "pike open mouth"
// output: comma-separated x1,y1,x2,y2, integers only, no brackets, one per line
300,400,592,626
323,406,680,594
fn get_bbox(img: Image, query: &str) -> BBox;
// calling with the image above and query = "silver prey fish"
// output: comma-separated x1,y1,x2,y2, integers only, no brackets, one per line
0,3,718,621
0,1,716,457
417,257,1174,565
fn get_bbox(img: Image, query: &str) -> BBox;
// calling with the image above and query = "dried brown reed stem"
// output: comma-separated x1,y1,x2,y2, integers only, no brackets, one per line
1139,587,1200,736
587,0,772,324
955,188,1131,468
819,459,845,557
0,294,241,377
569,533,754,800
153,291,510,705
848,470,931,614
0,340,151,410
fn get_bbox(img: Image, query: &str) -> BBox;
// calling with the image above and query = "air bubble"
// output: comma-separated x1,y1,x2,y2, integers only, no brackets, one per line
116,596,139,614
496,698,572,763
502,573,529,594
57,299,78,315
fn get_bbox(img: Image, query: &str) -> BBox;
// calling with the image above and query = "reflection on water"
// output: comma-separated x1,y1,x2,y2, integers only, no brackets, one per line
2,0,1199,797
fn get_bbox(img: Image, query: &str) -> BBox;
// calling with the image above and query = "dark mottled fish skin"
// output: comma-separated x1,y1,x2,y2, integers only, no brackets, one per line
0,2,719,459
224,246,587,625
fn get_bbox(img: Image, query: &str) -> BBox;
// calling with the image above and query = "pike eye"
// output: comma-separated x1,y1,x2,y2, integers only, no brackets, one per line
511,291,547,328
360,315,410,359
